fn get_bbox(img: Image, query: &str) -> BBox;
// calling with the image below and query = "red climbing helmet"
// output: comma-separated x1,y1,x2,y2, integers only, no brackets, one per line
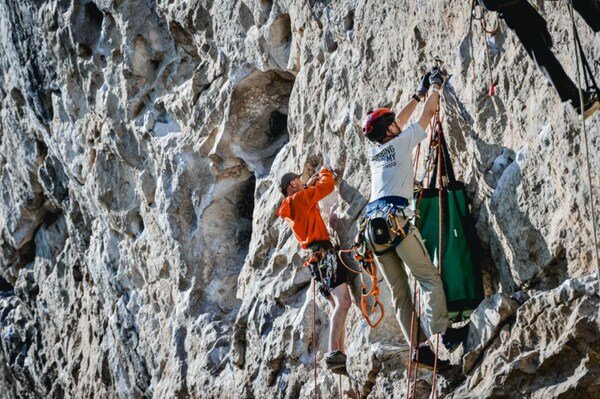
362,108,396,142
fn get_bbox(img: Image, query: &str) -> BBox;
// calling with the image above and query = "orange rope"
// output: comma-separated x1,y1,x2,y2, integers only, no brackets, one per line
337,249,362,274
338,249,385,328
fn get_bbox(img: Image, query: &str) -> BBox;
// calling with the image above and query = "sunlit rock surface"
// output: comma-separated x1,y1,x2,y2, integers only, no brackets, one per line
0,1,598,398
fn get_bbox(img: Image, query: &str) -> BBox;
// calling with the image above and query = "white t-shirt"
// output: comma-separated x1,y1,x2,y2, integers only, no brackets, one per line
369,122,428,202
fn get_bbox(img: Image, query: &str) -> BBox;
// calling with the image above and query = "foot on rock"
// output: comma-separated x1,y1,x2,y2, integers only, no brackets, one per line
442,324,470,352
412,345,449,370
326,350,347,372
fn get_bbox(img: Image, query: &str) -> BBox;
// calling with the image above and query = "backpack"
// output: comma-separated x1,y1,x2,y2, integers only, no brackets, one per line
477,0,522,12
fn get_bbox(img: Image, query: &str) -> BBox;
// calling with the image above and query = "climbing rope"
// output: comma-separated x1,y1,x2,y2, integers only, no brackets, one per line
312,280,319,399
411,287,422,399
406,90,448,399
429,97,444,399
565,1,600,281
481,17,497,96
469,1,500,96
405,280,419,398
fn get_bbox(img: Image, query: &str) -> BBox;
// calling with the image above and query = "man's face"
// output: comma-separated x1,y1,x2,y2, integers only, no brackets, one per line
386,122,400,135
286,177,303,195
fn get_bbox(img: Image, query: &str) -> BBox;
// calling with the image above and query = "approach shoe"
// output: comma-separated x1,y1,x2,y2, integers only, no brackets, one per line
325,350,347,370
411,345,449,370
573,90,600,120
442,324,470,352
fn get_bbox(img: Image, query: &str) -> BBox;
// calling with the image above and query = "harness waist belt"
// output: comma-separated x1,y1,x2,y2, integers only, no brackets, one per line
366,196,409,214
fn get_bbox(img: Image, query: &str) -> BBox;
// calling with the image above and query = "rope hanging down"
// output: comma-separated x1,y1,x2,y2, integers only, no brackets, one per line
338,246,385,329
406,93,446,399
565,1,600,282
470,1,500,96
430,96,444,399
312,281,319,399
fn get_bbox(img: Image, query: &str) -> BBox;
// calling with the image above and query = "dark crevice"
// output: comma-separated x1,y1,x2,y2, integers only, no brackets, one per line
236,176,257,255
0,275,14,293
72,261,83,283
72,2,104,49
19,240,37,266
239,2,255,31
100,353,112,386
85,3,104,30
344,10,355,31
237,177,256,221
267,110,288,144
43,210,61,227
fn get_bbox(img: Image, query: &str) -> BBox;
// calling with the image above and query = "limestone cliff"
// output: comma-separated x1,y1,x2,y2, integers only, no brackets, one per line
0,1,598,398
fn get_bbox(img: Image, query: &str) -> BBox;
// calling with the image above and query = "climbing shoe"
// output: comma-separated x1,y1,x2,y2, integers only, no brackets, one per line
325,350,347,371
573,90,600,120
411,345,449,370
442,324,470,352
330,364,349,377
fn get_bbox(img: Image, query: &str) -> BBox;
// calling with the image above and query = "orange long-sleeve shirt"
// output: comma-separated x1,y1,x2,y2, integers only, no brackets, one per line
276,168,335,249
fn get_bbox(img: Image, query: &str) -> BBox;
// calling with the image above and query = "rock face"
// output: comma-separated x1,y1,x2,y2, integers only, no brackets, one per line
0,1,598,398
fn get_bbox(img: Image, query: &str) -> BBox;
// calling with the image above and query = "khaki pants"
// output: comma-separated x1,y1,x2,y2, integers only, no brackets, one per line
366,217,449,344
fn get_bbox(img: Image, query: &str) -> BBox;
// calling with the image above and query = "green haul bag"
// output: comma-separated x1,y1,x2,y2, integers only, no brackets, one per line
415,133,484,320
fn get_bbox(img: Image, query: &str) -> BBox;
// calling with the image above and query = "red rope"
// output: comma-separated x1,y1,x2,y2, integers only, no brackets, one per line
313,281,319,399
405,279,418,398
411,287,421,399
481,18,497,96
430,96,443,399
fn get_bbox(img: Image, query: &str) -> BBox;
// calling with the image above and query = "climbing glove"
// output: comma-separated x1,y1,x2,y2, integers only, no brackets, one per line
416,71,432,98
429,66,447,87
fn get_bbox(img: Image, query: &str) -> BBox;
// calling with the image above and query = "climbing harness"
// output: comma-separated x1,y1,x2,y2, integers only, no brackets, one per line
304,242,340,298
565,0,600,277
363,199,412,256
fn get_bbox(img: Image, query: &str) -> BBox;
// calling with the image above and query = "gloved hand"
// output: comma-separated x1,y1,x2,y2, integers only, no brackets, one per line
416,71,431,98
429,66,447,87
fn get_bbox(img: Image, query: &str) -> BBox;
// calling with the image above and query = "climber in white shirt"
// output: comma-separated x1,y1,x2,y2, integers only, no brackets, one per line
358,67,468,369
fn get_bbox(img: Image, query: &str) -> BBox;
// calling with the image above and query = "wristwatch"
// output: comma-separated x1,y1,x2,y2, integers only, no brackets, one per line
411,93,421,102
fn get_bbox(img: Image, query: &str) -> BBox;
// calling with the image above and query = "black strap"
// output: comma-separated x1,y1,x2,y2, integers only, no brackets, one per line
373,223,411,256
427,121,457,189
572,20,599,93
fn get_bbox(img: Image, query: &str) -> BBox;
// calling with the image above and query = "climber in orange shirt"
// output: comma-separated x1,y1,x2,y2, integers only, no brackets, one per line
276,167,353,375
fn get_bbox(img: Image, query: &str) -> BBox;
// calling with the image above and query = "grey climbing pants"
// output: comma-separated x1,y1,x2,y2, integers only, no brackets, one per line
366,217,450,344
